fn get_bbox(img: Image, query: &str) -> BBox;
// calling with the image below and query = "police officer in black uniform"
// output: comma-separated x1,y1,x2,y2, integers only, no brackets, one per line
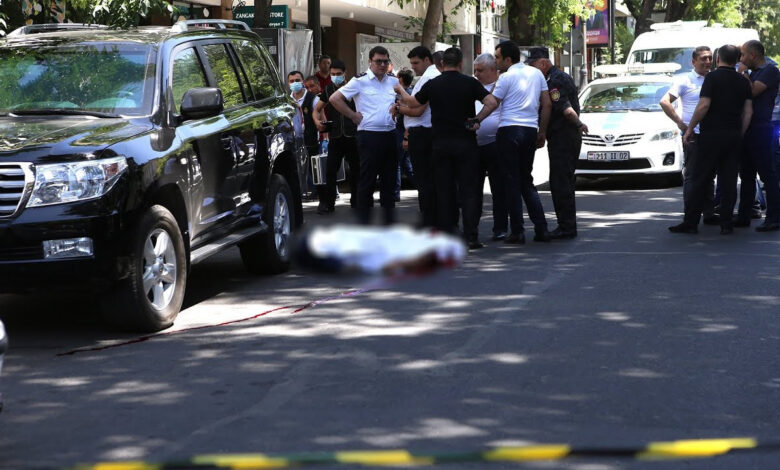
527,47,588,239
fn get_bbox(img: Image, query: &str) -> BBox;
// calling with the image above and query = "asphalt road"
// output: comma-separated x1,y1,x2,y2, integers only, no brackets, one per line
2,175,780,470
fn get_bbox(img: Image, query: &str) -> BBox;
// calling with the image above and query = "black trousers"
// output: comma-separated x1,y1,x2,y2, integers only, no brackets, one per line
547,127,581,233
682,135,715,217
356,130,397,224
738,124,780,224
478,141,508,235
318,135,358,210
686,129,740,227
408,127,436,227
433,137,482,241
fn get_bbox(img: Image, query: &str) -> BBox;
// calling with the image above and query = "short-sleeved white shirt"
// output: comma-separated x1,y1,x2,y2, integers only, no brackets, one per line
492,62,548,129
338,69,399,132
668,70,706,134
475,81,501,146
405,64,440,129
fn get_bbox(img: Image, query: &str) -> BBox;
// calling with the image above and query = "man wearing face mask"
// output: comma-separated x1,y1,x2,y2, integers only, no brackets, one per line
289,71,321,197
313,60,359,214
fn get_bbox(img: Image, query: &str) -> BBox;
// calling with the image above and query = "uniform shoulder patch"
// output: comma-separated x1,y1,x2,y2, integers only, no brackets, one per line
550,88,561,101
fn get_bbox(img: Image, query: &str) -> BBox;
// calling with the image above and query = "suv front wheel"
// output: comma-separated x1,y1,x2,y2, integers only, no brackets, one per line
103,205,187,332
239,173,294,274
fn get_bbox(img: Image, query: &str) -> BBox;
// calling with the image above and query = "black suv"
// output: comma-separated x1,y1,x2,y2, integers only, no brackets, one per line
0,20,306,331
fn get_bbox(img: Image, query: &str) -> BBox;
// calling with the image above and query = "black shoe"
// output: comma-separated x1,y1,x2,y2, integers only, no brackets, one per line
316,204,329,215
467,240,484,250
491,232,508,241
720,226,734,235
533,230,552,242
549,227,577,239
752,209,763,219
504,233,525,244
668,223,698,234
755,222,780,232
733,218,751,228
702,215,720,226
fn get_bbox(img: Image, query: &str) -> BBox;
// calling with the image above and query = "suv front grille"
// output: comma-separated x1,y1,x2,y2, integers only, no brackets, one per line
0,164,30,218
583,133,644,147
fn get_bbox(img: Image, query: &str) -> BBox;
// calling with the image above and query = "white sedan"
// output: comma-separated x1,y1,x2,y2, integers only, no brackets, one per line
576,74,683,182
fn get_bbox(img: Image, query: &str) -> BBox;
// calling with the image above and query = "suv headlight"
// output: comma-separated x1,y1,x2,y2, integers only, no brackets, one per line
27,156,128,207
650,130,678,141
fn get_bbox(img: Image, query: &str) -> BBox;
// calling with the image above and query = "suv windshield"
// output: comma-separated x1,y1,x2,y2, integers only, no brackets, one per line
631,48,695,73
582,82,671,112
0,42,155,116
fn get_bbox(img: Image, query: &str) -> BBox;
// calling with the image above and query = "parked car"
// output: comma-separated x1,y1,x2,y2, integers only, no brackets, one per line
0,20,306,331
576,68,683,183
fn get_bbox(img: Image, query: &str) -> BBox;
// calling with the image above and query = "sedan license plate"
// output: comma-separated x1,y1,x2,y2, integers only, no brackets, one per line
587,151,629,161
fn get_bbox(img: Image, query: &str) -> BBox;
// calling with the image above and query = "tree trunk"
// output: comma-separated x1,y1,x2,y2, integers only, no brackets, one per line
635,0,658,35
508,0,535,44
664,0,689,22
254,0,273,28
421,0,444,50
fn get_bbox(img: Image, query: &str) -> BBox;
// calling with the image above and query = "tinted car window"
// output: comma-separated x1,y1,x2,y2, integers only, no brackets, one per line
202,43,243,109
171,47,208,114
0,42,154,115
233,40,276,101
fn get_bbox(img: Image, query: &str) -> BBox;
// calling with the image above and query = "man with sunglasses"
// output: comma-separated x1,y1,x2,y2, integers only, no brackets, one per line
329,46,400,225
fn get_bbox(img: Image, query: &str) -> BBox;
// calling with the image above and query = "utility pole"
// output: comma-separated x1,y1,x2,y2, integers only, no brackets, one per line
609,0,616,63
308,0,321,62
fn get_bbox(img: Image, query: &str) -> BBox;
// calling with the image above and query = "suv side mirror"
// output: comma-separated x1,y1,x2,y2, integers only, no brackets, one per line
180,87,224,120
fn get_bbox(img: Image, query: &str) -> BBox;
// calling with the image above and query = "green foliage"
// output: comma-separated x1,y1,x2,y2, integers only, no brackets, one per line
740,0,779,61
403,15,455,43
507,0,591,47
0,0,175,33
686,0,742,27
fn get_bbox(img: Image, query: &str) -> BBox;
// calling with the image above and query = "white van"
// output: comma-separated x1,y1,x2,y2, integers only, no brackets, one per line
627,21,759,73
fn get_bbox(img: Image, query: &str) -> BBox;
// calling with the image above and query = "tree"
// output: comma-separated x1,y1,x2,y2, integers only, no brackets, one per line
253,0,273,28
622,0,658,36
0,0,175,33
507,0,590,47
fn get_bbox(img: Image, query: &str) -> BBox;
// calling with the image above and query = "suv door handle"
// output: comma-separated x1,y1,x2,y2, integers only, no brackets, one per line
261,123,273,137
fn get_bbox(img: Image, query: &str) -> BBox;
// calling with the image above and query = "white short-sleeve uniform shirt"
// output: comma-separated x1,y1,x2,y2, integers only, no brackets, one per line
475,81,501,146
338,69,399,132
491,62,548,129
668,70,706,134
405,64,441,129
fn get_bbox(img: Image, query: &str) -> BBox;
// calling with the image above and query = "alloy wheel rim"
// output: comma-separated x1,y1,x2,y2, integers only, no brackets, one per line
141,228,177,310
273,192,290,259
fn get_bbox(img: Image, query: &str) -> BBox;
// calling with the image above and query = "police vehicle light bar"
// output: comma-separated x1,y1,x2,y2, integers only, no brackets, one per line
593,63,681,76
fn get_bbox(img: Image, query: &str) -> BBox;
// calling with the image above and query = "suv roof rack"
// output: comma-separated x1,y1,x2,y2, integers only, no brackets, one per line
171,19,250,34
7,23,109,37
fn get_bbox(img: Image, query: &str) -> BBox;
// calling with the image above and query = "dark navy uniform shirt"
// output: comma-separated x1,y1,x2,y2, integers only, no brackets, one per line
546,66,580,133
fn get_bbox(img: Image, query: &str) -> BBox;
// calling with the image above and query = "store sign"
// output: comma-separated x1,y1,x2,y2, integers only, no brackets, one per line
233,5,289,28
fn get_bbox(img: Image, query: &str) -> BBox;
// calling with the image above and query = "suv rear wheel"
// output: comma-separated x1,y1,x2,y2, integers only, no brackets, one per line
103,205,187,332
239,174,294,274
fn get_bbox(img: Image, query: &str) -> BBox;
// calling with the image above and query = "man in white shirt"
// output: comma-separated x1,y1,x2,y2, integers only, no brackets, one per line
329,46,400,225
396,45,440,227
660,46,716,224
473,53,508,240
475,41,552,244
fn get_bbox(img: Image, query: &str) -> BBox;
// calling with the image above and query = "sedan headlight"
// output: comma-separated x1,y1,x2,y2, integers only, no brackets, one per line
28,156,128,207
650,130,678,141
